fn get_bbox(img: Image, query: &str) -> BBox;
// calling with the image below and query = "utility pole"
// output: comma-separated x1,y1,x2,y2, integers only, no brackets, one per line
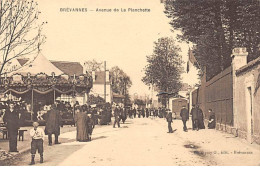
104,61,106,103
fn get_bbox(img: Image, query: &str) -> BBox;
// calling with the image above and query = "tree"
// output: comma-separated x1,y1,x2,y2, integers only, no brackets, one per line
164,0,260,80
142,37,183,106
110,66,132,96
0,0,46,76
83,59,103,73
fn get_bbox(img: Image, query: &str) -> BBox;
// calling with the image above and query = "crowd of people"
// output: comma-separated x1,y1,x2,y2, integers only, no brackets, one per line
0,99,216,165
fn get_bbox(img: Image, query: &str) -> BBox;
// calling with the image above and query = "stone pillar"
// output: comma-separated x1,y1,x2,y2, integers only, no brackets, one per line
231,47,248,131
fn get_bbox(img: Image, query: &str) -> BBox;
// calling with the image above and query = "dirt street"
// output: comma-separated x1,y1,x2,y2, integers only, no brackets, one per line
4,117,260,166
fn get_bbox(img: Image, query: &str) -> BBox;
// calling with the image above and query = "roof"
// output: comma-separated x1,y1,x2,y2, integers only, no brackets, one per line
51,61,83,76
17,58,29,66
9,53,64,76
15,57,83,76
236,56,260,75
113,93,125,98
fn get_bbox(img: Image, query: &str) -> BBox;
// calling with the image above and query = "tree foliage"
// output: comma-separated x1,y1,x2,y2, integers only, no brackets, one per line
0,0,46,75
110,66,132,95
142,37,183,94
83,59,103,73
165,0,260,80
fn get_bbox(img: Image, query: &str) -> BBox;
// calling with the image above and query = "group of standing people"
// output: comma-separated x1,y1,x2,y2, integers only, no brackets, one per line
166,105,216,133
74,105,95,142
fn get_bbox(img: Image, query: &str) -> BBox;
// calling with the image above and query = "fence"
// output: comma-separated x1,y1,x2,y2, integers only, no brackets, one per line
192,66,233,127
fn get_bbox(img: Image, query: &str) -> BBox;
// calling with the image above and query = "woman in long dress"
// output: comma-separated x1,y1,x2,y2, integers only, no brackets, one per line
74,106,88,142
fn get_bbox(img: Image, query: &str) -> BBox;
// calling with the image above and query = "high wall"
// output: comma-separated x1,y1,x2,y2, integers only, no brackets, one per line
233,51,260,144
192,47,260,144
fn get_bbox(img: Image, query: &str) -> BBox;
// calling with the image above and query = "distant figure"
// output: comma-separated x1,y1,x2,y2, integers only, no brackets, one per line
166,110,173,133
3,102,20,152
74,106,88,142
29,121,44,165
208,109,216,129
45,104,62,145
146,108,149,118
141,108,145,118
197,106,205,129
180,106,189,132
190,105,196,130
87,114,95,141
133,107,137,118
113,105,120,128
138,109,141,118
121,108,127,124
191,105,199,131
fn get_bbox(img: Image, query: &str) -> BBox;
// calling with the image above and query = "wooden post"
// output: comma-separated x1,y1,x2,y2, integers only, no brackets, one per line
31,89,34,121
54,89,56,104
104,61,106,103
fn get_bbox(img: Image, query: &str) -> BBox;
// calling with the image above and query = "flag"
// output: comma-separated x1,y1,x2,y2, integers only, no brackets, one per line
187,61,190,73
187,48,197,73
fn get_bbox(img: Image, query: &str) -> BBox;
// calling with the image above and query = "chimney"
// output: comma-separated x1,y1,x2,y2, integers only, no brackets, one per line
92,71,96,82
231,47,248,71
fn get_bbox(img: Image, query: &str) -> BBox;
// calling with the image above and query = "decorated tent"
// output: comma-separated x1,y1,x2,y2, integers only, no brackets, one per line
0,53,93,121
8,53,64,76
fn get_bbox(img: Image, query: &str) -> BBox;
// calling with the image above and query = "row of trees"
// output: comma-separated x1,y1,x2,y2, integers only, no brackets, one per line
164,0,260,80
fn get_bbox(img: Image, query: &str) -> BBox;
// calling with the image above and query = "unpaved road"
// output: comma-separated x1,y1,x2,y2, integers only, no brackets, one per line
3,117,260,166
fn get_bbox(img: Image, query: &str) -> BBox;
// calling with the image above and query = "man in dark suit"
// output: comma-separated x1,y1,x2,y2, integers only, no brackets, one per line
191,105,199,131
166,110,173,133
180,106,189,132
190,105,196,130
113,105,120,128
45,104,62,146
3,102,20,152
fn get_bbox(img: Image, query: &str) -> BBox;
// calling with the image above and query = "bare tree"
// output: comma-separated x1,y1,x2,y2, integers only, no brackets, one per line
84,59,103,73
0,0,46,76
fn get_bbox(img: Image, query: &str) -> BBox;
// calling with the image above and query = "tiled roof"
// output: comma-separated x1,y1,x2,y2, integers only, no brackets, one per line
16,58,83,76
236,56,260,75
17,58,29,66
51,61,83,76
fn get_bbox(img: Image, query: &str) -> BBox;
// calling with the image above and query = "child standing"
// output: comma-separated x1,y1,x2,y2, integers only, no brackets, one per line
29,121,44,165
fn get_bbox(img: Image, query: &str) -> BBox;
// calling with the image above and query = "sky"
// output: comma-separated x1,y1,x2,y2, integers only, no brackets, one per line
36,0,199,96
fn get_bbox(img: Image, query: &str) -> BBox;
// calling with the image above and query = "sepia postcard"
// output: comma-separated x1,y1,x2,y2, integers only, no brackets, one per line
0,0,259,167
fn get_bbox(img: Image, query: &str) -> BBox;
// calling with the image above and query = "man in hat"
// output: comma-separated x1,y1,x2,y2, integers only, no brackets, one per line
45,104,62,145
166,109,173,133
113,105,120,128
3,102,20,152
180,105,189,132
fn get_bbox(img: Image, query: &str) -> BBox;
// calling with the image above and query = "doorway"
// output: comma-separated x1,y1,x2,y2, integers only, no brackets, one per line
246,87,253,143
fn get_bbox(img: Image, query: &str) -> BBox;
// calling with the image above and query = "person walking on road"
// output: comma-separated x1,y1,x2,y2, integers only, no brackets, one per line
113,105,120,128
133,107,137,118
166,110,173,133
191,105,199,131
45,104,62,146
87,114,95,141
197,106,205,129
74,106,88,142
145,108,149,118
190,105,195,130
3,102,20,152
141,108,145,118
180,106,189,132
